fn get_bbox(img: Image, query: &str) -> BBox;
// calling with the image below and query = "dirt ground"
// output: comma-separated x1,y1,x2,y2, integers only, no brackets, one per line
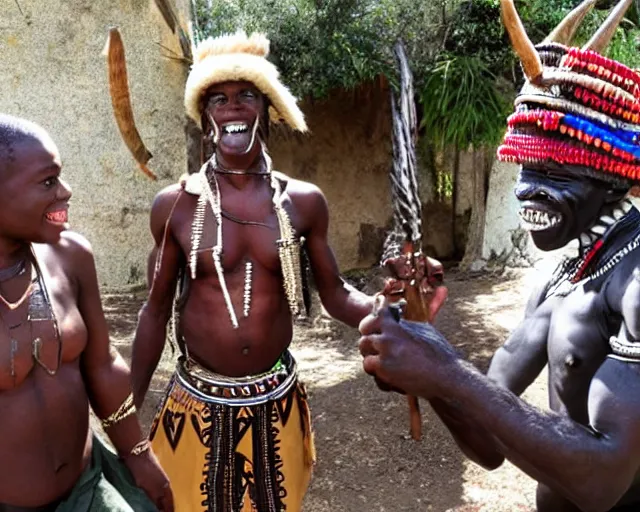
103,268,547,512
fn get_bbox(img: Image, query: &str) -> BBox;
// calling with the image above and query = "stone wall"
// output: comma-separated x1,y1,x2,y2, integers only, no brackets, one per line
0,0,190,288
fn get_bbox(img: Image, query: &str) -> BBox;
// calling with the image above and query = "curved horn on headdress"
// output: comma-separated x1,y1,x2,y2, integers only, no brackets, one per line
583,0,633,53
543,0,597,45
501,0,543,82
104,28,157,180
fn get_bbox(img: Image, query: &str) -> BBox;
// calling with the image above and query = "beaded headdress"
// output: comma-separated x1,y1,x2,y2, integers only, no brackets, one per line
184,31,307,132
497,0,640,187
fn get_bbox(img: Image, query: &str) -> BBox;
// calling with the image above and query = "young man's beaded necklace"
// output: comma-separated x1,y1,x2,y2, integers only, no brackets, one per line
188,144,306,329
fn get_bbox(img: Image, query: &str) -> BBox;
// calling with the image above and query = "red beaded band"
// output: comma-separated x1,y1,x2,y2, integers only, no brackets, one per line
498,134,640,180
507,110,563,131
505,111,639,162
572,239,604,283
574,86,640,122
563,48,640,95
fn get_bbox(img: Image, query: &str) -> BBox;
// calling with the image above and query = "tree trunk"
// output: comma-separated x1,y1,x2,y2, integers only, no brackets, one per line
451,145,460,258
459,148,493,270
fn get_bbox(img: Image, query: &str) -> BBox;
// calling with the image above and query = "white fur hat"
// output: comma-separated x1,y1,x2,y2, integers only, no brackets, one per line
184,31,307,132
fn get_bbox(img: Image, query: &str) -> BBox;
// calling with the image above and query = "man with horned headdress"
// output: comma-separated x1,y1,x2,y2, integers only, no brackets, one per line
358,0,640,510
130,32,375,511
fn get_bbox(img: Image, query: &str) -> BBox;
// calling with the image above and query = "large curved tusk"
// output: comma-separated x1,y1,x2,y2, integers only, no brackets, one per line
543,0,598,45
104,28,157,181
501,0,543,82
583,0,633,53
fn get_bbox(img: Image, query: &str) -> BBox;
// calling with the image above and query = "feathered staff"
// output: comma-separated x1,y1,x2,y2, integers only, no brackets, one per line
382,41,443,441
104,28,157,181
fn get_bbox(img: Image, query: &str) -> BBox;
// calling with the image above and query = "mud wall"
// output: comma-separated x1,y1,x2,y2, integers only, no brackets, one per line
0,0,190,287
269,86,394,270
269,87,477,269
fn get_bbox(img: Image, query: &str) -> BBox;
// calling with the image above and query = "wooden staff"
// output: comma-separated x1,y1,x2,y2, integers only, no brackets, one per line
385,41,435,441
383,242,436,441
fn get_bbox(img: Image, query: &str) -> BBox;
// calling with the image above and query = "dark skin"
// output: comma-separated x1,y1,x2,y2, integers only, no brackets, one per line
360,164,640,512
132,81,373,404
0,130,173,510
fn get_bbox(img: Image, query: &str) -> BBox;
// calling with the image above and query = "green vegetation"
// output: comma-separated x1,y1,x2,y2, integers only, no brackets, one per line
192,0,440,99
194,0,639,188
194,1,638,149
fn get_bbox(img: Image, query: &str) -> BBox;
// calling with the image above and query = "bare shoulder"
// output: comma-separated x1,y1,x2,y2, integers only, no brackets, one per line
274,171,327,213
32,232,98,292
151,183,185,222
149,183,187,240
523,273,551,316
53,231,95,264
602,252,640,315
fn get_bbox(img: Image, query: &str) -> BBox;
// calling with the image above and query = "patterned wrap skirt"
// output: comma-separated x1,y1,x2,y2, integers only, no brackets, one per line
149,352,315,512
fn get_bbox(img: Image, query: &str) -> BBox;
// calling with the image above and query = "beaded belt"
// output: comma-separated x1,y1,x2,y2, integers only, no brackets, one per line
176,351,297,406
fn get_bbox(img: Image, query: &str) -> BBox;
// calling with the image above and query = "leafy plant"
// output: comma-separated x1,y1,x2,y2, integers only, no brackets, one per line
419,0,640,154
193,0,640,170
192,0,444,99
420,55,512,151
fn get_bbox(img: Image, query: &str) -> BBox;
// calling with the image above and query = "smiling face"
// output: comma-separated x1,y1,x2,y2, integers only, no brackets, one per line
202,80,266,165
0,132,72,245
514,164,627,251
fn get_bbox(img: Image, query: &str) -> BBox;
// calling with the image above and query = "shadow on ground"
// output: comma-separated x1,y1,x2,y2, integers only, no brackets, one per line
103,268,532,512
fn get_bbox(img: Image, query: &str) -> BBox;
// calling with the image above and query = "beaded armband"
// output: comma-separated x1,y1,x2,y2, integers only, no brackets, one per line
101,393,136,429
125,439,151,459
608,335,640,362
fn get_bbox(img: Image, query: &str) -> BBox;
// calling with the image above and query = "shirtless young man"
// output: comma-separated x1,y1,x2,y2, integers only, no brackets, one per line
359,1,640,510
0,115,172,511
131,32,373,511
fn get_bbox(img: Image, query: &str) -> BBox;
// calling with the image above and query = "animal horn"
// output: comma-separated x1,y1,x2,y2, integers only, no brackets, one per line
583,0,633,53
104,28,157,181
501,0,543,82
544,0,598,45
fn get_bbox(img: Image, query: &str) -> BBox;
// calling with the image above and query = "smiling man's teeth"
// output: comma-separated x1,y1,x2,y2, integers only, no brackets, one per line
518,208,560,231
46,211,67,223
223,123,248,134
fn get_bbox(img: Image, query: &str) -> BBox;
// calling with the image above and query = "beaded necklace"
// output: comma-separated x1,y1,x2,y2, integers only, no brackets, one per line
0,250,62,383
545,200,640,298
188,143,306,328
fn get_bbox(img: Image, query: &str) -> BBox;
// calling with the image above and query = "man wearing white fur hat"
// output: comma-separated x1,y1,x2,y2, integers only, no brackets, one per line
130,32,374,511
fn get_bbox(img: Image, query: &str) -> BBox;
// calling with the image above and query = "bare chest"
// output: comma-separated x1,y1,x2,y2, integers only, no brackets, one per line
0,270,87,391
528,287,612,415
174,192,303,276
545,289,610,373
